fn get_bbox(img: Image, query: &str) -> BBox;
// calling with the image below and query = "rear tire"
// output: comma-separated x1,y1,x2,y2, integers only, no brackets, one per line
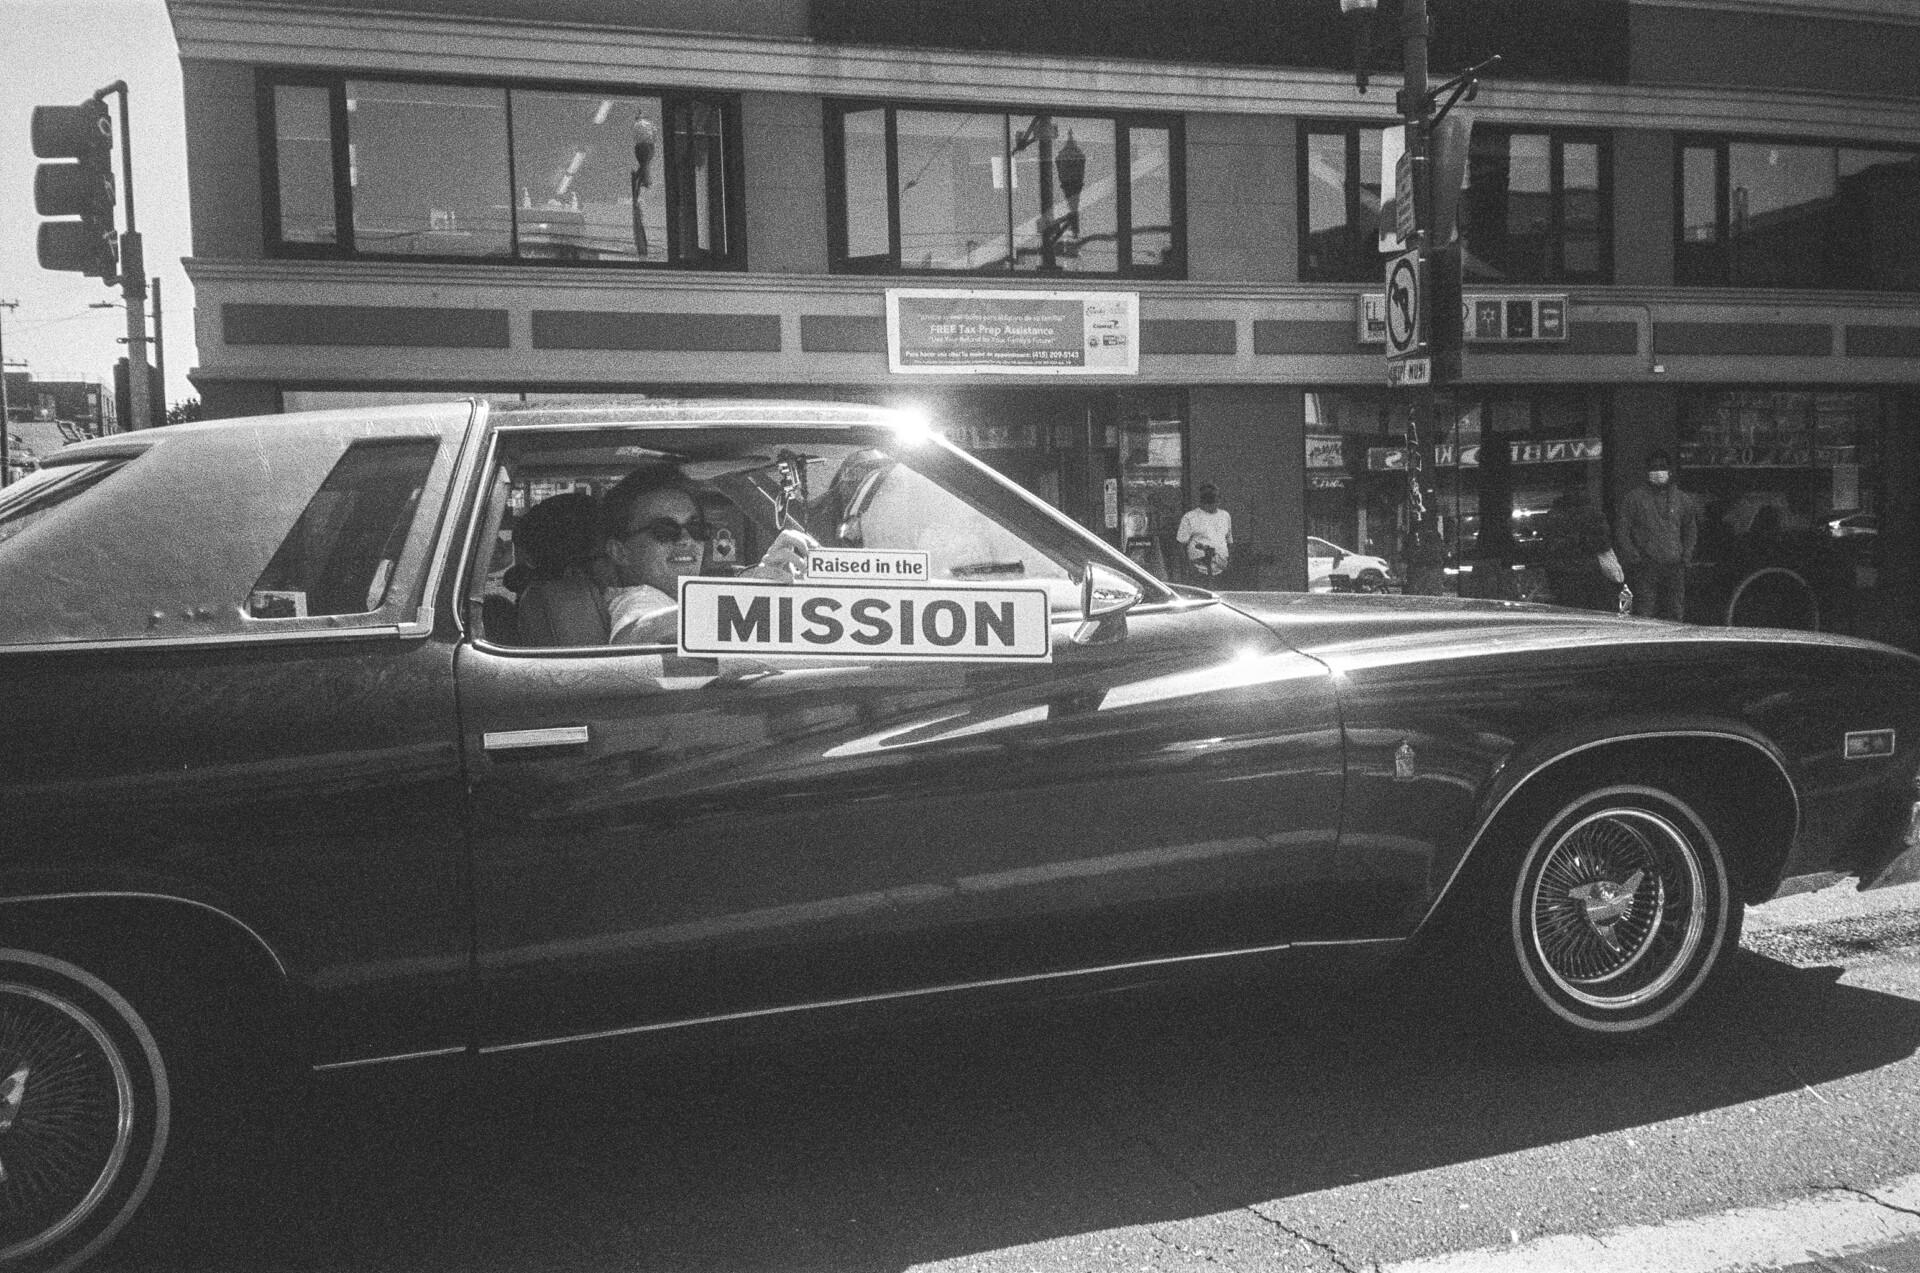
1504,784,1736,1035
0,949,169,1273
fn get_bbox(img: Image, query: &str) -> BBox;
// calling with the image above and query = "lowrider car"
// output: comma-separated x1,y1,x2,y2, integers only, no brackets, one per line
3,399,1919,1272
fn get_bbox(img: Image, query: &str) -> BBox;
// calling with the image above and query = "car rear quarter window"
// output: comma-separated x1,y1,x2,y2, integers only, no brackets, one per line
248,439,440,618
0,406,469,648
0,461,129,550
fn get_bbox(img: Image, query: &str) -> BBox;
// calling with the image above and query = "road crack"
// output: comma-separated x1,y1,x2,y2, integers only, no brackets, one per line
1242,1203,1371,1273
1838,1183,1920,1220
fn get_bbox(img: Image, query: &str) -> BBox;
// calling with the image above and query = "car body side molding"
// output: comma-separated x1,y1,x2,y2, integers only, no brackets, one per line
0,890,291,980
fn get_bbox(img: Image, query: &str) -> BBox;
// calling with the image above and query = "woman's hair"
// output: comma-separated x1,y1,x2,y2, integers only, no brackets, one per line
598,465,697,544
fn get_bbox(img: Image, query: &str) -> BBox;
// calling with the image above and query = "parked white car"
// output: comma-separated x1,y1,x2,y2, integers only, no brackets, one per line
1307,536,1396,592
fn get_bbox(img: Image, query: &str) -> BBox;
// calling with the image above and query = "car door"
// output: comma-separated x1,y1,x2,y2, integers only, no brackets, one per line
454,419,1347,1049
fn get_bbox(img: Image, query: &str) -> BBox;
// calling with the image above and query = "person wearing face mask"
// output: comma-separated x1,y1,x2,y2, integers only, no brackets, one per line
1617,448,1699,621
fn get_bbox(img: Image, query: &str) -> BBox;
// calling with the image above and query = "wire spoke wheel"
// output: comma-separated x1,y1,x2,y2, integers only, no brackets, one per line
0,984,134,1262
1509,786,1730,1034
0,952,169,1273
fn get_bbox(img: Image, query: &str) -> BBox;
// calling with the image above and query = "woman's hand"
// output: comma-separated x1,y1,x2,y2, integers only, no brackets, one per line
740,528,811,583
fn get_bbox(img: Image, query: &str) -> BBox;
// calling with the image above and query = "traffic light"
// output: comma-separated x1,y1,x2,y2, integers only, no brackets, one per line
113,358,164,431
32,99,118,281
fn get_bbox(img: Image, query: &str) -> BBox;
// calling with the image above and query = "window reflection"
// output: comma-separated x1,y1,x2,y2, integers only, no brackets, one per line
897,110,1008,270
1129,126,1175,268
1682,137,1920,290
1459,127,1609,283
833,103,1180,276
512,92,662,262
263,73,740,268
347,81,512,258
1300,123,1389,282
273,85,335,244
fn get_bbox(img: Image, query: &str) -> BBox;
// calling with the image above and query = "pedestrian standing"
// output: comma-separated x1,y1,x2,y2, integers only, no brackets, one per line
1540,476,1622,612
1616,448,1699,621
1177,483,1234,585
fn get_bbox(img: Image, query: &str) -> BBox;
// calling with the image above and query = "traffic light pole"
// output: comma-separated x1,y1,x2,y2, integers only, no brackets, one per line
99,82,153,432
1397,0,1435,528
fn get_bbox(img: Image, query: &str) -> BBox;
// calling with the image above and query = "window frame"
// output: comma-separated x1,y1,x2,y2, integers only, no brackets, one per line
1673,132,1920,291
256,68,747,271
1296,119,1397,284
823,98,1187,279
1461,124,1614,286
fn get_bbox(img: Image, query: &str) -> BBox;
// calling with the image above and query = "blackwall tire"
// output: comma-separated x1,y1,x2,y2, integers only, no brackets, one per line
0,950,169,1273
1506,785,1735,1035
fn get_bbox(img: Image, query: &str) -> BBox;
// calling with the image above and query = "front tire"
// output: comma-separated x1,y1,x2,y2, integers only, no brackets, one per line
0,950,169,1273
1507,785,1735,1035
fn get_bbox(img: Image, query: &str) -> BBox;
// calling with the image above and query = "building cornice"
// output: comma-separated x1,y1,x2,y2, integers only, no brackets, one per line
168,1,1920,143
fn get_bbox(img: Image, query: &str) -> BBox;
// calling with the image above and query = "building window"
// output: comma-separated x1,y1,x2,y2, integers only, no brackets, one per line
826,102,1184,277
258,72,742,268
1298,123,1609,284
1676,138,1920,290
1462,127,1610,284
1299,123,1387,282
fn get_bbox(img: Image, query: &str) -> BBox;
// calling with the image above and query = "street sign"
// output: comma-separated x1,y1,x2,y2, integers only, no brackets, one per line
1363,292,1572,345
1384,246,1426,387
1379,125,1406,253
1388,356,1430,386
1395,147,1416,241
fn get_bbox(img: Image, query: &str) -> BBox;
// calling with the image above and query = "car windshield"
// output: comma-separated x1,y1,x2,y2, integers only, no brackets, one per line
0,460,130,553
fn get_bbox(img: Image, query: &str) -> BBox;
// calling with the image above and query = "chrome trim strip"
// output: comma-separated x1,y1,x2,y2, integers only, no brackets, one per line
483,725,589,751
0,891,290,980
1411,729,1801,939
475,938,1400,1056
413,396,488,638
311,1046,467,1073
451,422,506,641
0,625,414,657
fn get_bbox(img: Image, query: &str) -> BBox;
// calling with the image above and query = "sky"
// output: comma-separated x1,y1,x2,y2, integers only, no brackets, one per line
2,0,194,410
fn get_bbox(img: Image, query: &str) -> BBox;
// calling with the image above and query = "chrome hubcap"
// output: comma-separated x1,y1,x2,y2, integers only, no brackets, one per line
1528,808,1707,1009
0,983,135,1262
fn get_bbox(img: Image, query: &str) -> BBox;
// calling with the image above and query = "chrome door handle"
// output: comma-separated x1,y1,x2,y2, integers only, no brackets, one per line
482,725,590,751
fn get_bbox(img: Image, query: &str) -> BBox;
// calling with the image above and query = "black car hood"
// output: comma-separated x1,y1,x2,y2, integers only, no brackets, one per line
1213,590,1909,665
1218,590,1670,659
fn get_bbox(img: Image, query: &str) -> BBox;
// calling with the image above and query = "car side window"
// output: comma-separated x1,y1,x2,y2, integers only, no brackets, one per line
249,439,440,618
473,427,1088,656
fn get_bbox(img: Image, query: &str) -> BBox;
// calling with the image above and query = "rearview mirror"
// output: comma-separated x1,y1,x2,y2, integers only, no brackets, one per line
1074,562,1142,646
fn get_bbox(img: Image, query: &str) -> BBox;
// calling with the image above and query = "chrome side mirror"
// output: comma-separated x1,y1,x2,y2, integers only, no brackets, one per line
1074,562,1142,645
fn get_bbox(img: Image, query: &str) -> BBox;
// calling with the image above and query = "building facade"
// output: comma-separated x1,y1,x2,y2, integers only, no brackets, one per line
167,0,1920,647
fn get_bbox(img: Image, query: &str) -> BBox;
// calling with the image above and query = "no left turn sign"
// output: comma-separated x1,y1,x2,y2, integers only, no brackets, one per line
1385,250,1422,358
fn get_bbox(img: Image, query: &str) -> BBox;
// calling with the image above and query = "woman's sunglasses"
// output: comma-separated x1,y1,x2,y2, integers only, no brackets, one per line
631,517,714,544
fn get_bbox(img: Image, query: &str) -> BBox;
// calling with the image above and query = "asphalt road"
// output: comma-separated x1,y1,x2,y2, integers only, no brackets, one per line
106,885,1920,1273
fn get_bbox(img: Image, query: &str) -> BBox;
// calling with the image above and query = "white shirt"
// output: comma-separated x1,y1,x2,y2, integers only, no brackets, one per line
1177,506,1233,570
606,584,678,645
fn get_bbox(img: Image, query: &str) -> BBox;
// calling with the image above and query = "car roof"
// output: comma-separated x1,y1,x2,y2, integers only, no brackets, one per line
486,398,918,430
47,398,918,465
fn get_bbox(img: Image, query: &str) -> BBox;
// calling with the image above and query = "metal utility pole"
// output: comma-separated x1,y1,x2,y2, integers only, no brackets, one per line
151,276,165,426
104,83,153,432
0,299,16,485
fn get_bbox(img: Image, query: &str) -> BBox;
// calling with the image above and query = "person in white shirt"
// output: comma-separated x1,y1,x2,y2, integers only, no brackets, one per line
1176,483,1233,583
600,467,805,645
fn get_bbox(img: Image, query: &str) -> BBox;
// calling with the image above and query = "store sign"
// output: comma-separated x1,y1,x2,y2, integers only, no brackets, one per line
1359,293,1569,345
1680,444,1858,469
1306,434,1347,469
1368,437,1602,471
886,289,1139,375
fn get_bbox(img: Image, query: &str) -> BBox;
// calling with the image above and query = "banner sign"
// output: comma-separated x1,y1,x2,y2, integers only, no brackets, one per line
1306,434,1347,469
886,289,1138,375
679,578,1054,662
